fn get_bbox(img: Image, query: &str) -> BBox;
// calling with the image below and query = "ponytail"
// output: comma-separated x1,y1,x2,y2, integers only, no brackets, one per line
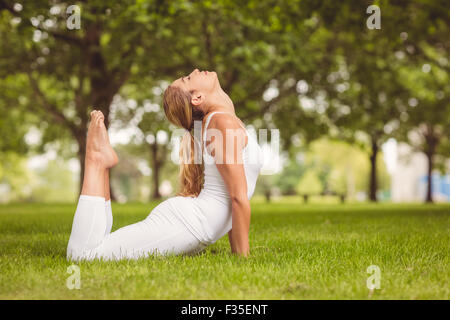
163,85,204,197
178,130,204,197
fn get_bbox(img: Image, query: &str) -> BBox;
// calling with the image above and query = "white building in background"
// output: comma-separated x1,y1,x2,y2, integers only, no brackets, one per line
391,142,427,202
390,141,450,203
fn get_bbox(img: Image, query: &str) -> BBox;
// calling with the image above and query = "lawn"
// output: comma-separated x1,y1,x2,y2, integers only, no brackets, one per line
0,201,448,299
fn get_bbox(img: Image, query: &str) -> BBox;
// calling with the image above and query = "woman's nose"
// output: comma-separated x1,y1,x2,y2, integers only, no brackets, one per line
192,68,199,74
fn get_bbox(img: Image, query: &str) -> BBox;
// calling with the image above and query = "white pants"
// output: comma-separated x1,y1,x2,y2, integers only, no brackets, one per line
67,195,208,261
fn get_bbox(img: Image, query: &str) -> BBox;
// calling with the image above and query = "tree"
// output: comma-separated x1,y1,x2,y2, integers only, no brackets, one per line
304,138,390,200
308,0,448,202
0,0,324,195
137,102,171,200
0,1,190,191
397,60,450,202
101,1,332,199
391,0,449,203
323,42,406,202
296,170,323,199
0,151,32,202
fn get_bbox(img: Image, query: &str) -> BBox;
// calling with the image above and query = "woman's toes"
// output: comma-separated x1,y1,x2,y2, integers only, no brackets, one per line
96,115,104,126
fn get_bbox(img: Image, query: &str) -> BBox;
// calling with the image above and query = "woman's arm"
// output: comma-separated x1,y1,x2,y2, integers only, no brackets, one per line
229,193,251,257
228,230,235,252
206,113,250,257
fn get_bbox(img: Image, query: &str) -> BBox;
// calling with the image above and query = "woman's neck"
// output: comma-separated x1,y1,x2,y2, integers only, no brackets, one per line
205,89,235,115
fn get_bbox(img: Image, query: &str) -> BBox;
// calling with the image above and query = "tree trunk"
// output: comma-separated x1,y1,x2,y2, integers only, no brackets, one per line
150,143,161,199
425,151,434,203
423,127,439,204
264,189,271,202
369,138,378,202
303,194,309,203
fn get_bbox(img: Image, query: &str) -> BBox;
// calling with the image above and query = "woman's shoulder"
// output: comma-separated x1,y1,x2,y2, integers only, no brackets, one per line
205,112,245,131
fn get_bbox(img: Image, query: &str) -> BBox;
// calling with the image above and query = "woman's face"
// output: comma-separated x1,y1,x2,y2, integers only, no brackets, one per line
171,68,219,96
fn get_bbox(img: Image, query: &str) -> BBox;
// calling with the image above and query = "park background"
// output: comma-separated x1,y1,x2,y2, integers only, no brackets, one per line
0,0,448,299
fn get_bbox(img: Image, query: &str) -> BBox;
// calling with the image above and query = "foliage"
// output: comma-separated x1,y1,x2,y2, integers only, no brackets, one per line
296,169,323,195
290,138,390,198
0,1,448,203
29,159,78,202
0,152,32,202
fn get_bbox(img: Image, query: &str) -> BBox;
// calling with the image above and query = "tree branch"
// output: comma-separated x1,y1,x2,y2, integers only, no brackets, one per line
241,84,297,121
27,72,78,136
202,17,214,68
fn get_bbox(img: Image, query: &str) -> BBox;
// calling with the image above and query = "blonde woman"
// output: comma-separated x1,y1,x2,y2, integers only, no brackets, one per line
67,69,263,261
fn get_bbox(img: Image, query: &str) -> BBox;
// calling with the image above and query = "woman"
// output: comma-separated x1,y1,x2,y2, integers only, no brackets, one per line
67,69,263,261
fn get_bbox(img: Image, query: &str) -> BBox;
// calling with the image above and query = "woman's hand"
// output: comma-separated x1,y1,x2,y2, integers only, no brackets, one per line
228,229,249,257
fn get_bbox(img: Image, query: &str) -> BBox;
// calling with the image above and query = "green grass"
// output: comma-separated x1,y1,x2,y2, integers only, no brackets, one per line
0,201,449,299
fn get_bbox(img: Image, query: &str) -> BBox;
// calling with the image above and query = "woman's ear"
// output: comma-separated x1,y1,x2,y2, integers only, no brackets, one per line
190,91,205,106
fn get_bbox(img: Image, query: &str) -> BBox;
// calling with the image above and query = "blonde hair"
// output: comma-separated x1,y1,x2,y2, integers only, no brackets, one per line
163,85,204,197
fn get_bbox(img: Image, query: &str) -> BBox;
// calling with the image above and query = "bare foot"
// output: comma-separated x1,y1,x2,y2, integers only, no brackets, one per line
85,110,119,168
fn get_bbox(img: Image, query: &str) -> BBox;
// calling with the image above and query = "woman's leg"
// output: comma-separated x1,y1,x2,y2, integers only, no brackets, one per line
101,113,113,233
103,121,113,234
104,169,111,201
104,169,113,235
67,111,206,261
68,197,206,261
83,207,208,261
80,111,118,197
67,111,118,260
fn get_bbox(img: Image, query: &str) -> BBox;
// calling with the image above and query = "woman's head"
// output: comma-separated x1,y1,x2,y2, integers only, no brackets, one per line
162,68,218,197
163,69,219,129
171,68,219,107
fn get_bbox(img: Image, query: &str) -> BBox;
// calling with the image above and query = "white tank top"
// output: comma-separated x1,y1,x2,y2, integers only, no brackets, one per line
193,111,264,244
198,111,264,201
